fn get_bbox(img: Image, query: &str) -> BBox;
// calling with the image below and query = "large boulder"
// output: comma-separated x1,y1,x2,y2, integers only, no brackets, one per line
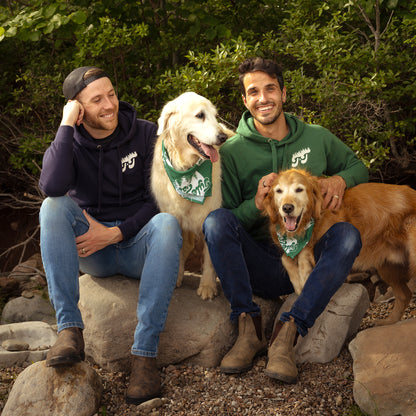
278,283,370,363
2,361,102,416
78,272,281,372
349,319,416,416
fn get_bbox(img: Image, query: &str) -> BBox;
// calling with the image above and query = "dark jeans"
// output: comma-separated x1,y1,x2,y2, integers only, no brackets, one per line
203,208,362,336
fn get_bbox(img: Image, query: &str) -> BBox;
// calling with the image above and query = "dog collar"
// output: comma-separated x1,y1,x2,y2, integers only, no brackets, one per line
162,140,212,205
275,219,315,259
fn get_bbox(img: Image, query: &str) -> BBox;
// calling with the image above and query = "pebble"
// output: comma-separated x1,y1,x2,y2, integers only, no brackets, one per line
137,397,165,412
335,394,343,406
21,290,34,298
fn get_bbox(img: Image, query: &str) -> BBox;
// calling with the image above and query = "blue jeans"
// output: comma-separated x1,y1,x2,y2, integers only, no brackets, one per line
203,208,362,337
39,196,182,357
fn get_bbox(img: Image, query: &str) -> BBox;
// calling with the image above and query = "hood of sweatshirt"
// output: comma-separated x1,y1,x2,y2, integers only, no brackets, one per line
234,110,306,173
236,110,305,146
73,101,137,149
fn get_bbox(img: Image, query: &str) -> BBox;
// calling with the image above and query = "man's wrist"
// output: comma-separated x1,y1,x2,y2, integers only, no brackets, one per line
109,226,123,244
334,175,347,189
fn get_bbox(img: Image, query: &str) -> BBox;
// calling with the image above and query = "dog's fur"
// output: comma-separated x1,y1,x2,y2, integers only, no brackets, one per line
151,92,233,299
263,168,416,325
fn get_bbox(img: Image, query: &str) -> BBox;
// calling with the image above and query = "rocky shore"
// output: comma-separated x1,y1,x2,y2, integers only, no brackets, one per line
2,296,415,416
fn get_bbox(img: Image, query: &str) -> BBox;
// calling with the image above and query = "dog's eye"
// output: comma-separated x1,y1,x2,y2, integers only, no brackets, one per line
276,189,283,194
196,112,205,120
295,187,303,193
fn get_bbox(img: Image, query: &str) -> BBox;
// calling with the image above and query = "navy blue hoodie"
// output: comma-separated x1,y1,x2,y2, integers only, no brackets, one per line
39,101,159,241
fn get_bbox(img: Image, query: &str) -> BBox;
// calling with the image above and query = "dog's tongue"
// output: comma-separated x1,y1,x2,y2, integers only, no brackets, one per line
285,216,298,232
200,143,219,163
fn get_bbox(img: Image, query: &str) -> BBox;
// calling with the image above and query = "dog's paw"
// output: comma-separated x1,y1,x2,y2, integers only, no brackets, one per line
197,284,218,300
176,276,184,288
374,316,400,326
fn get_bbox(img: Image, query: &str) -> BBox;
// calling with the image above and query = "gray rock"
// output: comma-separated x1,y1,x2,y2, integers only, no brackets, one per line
1,294,56,325
278,283,370,363
1,339,29,351
0,321,57,368
349,319,416,416
2,361,102,416
78,272,281,372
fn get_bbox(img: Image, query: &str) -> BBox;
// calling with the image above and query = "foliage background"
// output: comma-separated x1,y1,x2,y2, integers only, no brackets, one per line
0,0,415,262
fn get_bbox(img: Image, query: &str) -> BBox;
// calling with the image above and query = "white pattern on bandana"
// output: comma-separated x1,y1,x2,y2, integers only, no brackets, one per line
162,140,212,205
275,219,315,259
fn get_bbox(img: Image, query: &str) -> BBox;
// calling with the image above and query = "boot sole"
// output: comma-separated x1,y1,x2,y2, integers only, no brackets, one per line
220,364,253,374
220,347,267,374
264,368,297,384
46,351,85,367
125,391,160,405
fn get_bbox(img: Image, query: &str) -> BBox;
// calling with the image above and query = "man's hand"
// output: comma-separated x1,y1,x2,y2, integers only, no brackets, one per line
255,172,278,210
76,211,123,257
319,175,346,210
60,100,84,127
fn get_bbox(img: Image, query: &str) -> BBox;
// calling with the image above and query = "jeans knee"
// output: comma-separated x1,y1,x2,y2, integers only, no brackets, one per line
203,208,234,241
150,213,182,242
39,196,72,225
333,222,362,257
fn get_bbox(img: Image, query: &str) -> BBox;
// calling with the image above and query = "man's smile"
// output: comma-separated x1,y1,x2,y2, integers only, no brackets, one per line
100,112,115,119
257,104,275,113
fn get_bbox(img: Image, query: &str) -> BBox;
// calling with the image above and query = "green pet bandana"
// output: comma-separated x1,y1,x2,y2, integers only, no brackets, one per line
162,140,212,204
276,219,315,259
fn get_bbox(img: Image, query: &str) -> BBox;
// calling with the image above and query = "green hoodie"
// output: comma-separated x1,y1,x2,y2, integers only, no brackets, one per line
220,111,369,241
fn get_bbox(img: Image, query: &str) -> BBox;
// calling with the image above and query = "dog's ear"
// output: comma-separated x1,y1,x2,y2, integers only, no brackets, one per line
157,101,176,135
311,176,323,219
219,123,235,139
263,190,279,224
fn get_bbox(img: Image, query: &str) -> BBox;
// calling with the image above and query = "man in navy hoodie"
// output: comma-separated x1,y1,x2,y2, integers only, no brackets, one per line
39,66,182,404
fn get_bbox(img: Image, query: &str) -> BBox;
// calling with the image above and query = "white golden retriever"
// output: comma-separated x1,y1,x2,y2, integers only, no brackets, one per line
151,92,233,299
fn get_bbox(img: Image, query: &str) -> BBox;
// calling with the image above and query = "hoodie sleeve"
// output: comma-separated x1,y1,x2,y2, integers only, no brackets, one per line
39,126,76,196
324,131,369,187
117,200,159,241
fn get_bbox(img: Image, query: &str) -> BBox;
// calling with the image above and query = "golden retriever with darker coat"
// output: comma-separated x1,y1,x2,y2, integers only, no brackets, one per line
263,168,416,325
151,92,233,300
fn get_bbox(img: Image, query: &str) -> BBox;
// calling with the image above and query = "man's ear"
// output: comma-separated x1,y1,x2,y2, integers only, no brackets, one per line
282,86,287,104
242,94,248,109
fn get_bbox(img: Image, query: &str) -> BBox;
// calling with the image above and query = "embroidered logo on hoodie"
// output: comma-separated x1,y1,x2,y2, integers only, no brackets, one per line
121,152,138,172
291,147,311,167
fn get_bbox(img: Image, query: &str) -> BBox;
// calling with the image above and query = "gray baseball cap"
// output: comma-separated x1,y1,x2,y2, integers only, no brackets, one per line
62,66,109,100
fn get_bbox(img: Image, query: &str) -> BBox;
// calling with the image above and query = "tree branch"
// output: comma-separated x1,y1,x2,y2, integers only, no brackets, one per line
0,225,40,264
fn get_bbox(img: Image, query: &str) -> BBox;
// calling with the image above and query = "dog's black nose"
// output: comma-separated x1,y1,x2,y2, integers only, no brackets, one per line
217,132,228,144
282,204,294,214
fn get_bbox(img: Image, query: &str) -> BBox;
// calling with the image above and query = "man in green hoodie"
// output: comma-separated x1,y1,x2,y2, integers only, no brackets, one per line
203,57,368,384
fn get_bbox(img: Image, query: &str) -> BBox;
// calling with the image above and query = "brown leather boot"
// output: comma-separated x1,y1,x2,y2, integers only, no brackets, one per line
46,327,85,367
125,356,161,405
220,312,267,374
264,316,299,384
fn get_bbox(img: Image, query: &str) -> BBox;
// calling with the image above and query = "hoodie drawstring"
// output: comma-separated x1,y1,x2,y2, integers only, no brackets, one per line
268,139,290,173
269,139,278,173
97,145,103,213
117,146,122,207
96,145,123,214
